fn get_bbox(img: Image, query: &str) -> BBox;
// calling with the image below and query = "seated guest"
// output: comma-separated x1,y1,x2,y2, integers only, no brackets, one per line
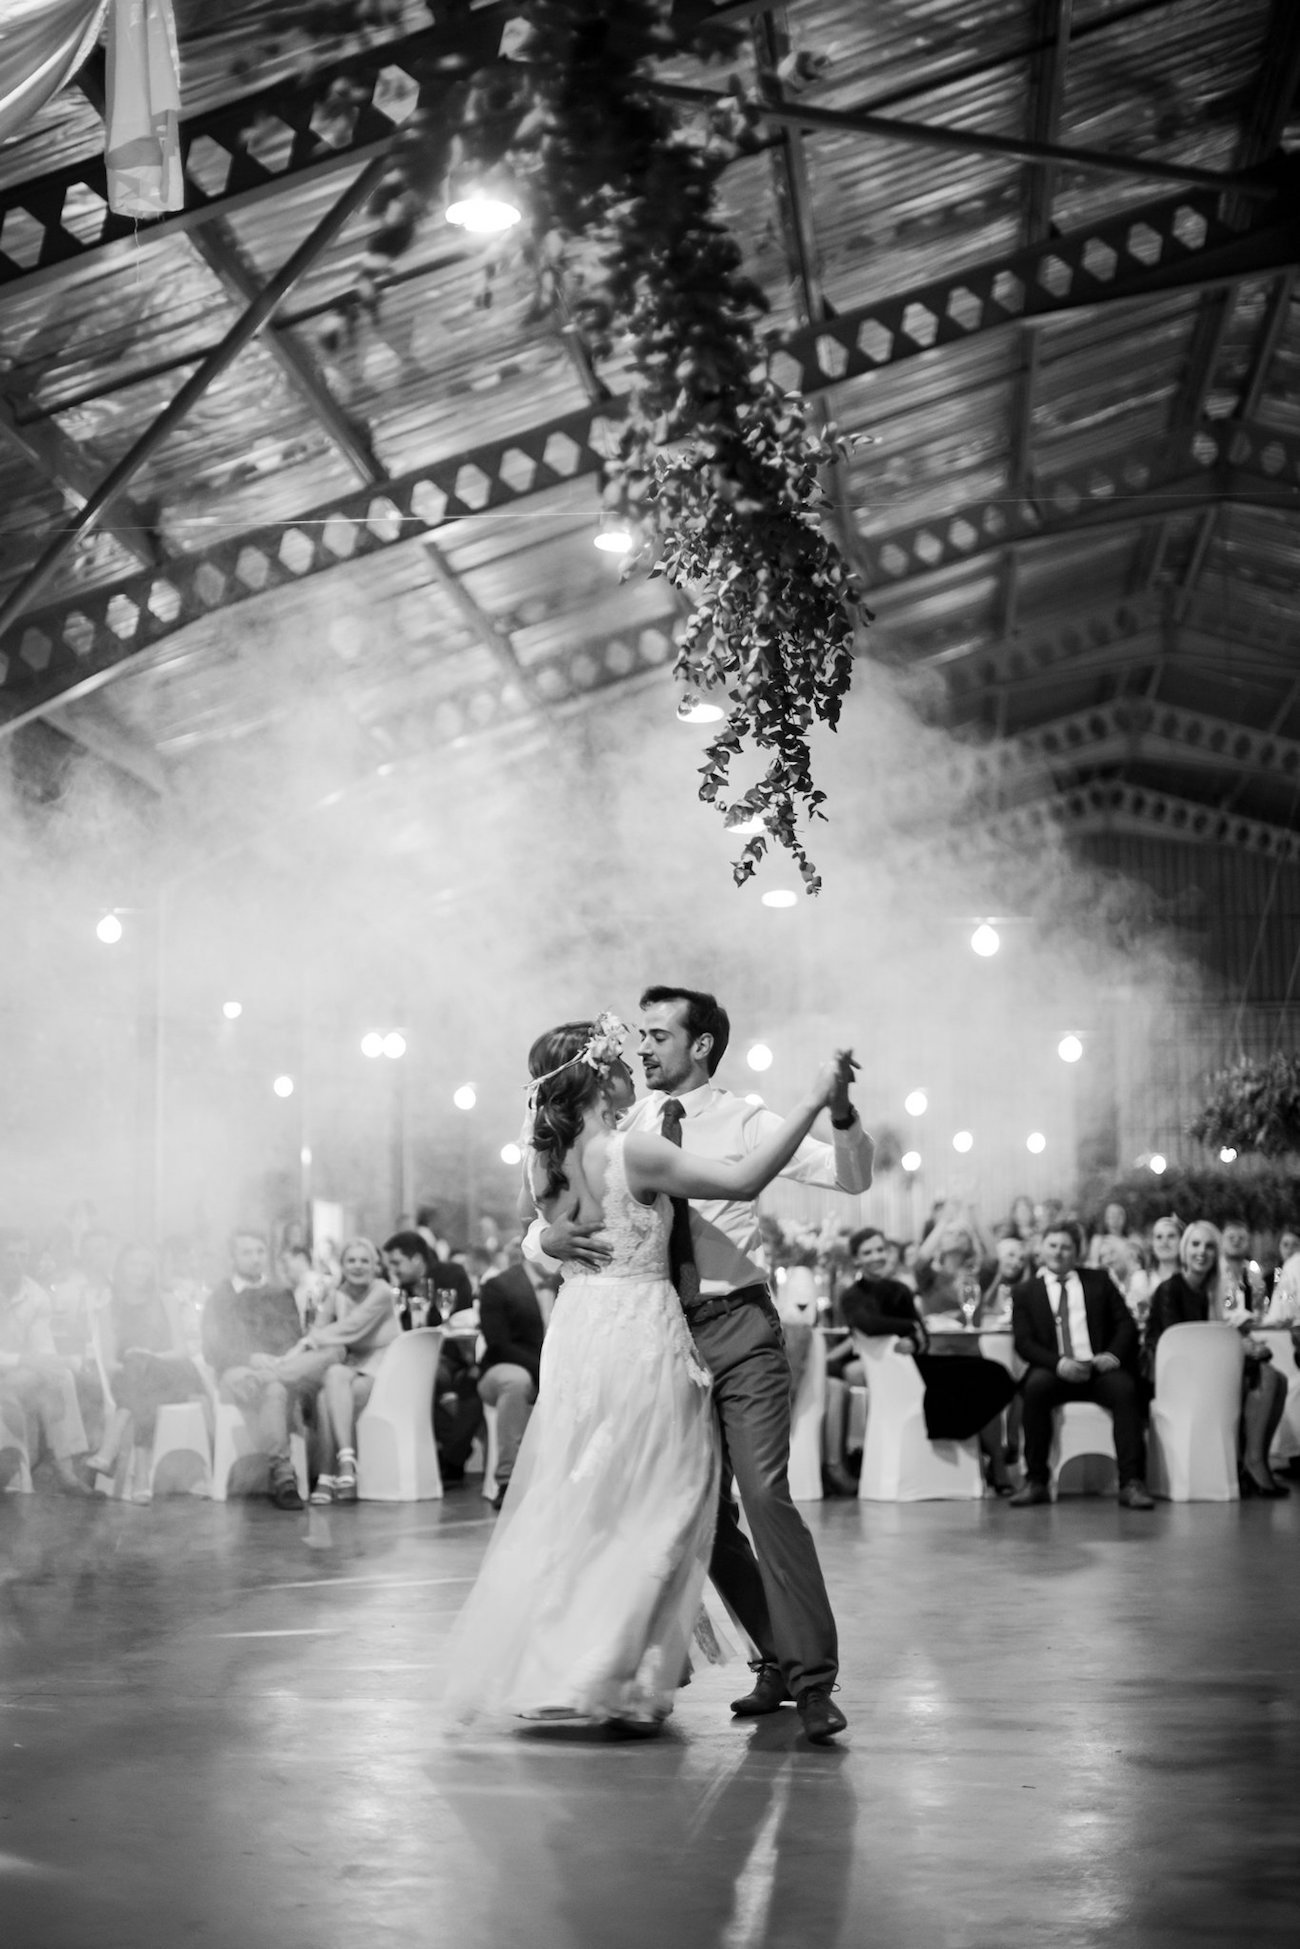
200,1229,327,1510
84,1243,209,1499
1010,1220,1153,1508
477,1250,554,1511
383,1229,482,1483
1086,1201,1143,1270
1125,1214,1183,1327
914,1210,989,1324
1264,1221,1300,1324
304,1238,399,1503
838,1226,1016,1495
980,1234,1027,1325
1145,1220,1288,1498
1219,1217,1268,1315
0,1229,93,1494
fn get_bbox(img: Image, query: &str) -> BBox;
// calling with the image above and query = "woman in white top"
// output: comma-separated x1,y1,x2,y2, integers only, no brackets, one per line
299,1238,399,1502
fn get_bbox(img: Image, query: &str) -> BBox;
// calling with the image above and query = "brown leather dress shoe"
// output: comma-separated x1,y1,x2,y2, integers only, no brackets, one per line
797,1688,847,1743
730,1663,790,1715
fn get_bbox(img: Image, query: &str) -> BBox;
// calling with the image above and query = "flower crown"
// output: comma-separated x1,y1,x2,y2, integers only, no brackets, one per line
522,1011,629,1146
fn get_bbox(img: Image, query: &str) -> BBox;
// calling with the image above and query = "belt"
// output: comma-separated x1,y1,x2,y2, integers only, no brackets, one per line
682,1281,770,1326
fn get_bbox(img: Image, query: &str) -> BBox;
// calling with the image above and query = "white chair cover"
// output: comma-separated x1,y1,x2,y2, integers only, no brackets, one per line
1148,1321,1243,1502
1,1388,33,1491
1050,1401,1117,1496
149,1400,212,1497
210,1396,307,1501
357,1326,444,1501
788,1322,827,1501
1258,1327,1300,1466
854,1332,982,1501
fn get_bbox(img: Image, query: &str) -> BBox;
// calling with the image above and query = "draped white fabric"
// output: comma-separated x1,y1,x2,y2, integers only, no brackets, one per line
104,0,180,217
0,0,108,146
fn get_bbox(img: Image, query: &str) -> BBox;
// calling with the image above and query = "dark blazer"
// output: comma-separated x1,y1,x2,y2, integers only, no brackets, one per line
840,1276,923,1339
479,1266,546,1387
1012,1268,1139,1376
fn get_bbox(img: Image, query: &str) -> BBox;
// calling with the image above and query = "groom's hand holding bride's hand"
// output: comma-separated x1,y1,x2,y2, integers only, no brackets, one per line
825,1048,860,1123
539,1216,614,1271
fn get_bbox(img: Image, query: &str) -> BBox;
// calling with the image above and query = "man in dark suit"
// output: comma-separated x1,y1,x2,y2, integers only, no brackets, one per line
1010,1219,1154,1509
477,1257,552,1510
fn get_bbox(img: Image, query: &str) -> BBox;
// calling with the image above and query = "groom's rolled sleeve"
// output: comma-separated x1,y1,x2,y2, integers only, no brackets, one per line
746,1106,875,1195
521,1216,561,1277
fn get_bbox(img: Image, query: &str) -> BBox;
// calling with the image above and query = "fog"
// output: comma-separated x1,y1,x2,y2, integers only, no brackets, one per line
0,608,1198,1258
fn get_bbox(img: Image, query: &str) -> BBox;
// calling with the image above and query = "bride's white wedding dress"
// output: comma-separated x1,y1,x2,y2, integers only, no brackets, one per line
441,1131,720,1730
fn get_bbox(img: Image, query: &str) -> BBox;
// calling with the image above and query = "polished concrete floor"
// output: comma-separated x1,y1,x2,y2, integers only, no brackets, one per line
1,1485,1297,1949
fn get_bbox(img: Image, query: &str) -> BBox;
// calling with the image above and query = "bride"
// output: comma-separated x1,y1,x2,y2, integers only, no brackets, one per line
440,1015,846,1735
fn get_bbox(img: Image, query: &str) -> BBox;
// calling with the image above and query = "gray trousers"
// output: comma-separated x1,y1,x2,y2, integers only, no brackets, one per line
689,1292,838,1695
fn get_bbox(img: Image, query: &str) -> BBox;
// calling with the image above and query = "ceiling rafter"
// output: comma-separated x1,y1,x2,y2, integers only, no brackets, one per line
1,162,1295,730
958,781,1300,864
945,699,1300,799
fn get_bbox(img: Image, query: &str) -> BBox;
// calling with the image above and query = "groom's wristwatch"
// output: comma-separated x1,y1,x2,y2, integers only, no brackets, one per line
831,1109,857,1129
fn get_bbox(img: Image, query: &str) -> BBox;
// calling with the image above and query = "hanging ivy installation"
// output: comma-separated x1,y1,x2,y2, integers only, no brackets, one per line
1188,1053,1300,1160
329,0,867,891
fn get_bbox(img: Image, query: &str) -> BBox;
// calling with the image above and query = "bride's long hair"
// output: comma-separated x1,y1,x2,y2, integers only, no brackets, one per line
528,1022,605,1201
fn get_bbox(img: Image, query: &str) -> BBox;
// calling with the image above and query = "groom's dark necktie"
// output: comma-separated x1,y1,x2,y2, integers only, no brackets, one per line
659,1099,700,1307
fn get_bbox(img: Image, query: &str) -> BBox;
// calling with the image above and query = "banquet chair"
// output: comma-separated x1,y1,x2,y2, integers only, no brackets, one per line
1259,1327,1300,1469
1147,1322,1243,1502
357,1327,444,1501
149,1401,213,1497
788,1323,827,1501
854,1332,982,1501
1049,1402,1117,1497
0,1392,32,1492
210,1397,309,1501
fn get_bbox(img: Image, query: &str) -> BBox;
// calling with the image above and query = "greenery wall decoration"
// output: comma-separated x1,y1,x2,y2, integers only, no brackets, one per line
326,0,866,890
1093,1163,1300,1236
1187,1052,1300,1161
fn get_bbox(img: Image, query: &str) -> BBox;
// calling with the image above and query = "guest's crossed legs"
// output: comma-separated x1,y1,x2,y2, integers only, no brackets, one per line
698,1300,838,1697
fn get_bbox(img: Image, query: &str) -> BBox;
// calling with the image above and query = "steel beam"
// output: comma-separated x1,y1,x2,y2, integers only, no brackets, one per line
653,82,1281,200
0,11,507,297
0,154,394,643
960,780,1300,863
2,182,1297,719
419,538,555,718
0,397,160,570
945,699,1300,799
190,222,384,486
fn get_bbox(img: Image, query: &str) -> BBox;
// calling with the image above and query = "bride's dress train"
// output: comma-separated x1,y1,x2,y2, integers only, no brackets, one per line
441,1133,721,1729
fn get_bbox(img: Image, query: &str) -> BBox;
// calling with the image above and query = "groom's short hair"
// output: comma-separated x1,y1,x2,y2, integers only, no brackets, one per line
639,985,730,1074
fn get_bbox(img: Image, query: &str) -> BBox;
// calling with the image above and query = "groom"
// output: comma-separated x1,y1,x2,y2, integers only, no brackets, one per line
530,984,874,1743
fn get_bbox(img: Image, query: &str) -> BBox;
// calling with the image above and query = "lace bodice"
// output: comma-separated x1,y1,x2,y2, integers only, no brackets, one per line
599,1131,671,1280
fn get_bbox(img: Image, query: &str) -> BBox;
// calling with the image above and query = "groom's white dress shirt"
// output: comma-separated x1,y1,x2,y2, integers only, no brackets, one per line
526,1082,874,1297
1048,1269,1093,1361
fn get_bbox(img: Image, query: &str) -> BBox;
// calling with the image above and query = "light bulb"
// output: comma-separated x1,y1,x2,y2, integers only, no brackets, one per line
500,1142,522,1167
222,1000,243,1021
445,192,521,234
361,1032,384,1059
453,1084,477,1111
676,697,725,724
952,1130,973,1154
1149,1152,1167,1175
747,1043,773,1073
1026,1131,1046,1154
96,913,123,945
382,1032,407,1060
904,1089,928,1117
744,1093,765,1107
901,1150,921,1173
1058,1034,1083,1063
970,922,1000,957
1219,1147,1237,1164
273,1074,294,1099
761,889,798,909
300,1146,312,1167
729,812,767,835
593,524,633,554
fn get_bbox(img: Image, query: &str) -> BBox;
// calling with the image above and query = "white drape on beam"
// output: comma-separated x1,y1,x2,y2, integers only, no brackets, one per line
104,0,181,217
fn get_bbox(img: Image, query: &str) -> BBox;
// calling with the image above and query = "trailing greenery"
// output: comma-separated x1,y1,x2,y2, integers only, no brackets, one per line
330,0,866,890
1092,1163,1300,1235
1188,1052,1300,1161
